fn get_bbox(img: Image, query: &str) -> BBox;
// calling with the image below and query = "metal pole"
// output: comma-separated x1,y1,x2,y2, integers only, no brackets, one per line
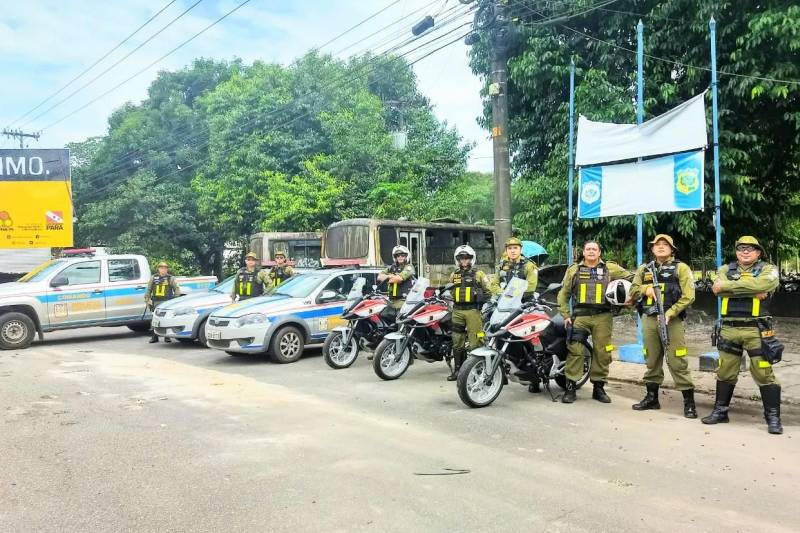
710,17,723,318
567,59,576,264
491,24,512,257
635,20,645,346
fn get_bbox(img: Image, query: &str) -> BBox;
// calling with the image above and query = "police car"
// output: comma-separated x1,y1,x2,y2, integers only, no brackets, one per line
0,249,216,350
205,268,381,362
151,277,235,345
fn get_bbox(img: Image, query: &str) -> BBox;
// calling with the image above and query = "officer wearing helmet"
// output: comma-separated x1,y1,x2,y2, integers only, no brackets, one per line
231,252,269,301
377,245,416,311
490,237,538,300
268,245,295,287
557,240,633,404
448,245,493,381
705,236,783,434
145,261,181,343
629,234,697,418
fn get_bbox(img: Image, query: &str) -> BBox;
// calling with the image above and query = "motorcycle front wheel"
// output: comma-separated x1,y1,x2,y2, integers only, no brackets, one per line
373,338,411,380
554,340,593,390
323,330,359,369
457,355,505,408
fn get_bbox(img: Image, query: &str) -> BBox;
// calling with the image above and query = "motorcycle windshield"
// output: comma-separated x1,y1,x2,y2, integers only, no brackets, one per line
346,277,367,303
492,277,526,325
399,278,429,316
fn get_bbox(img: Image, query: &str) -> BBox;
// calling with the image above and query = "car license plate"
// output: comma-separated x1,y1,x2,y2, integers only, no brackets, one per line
152,318,159,327
207,330,222,340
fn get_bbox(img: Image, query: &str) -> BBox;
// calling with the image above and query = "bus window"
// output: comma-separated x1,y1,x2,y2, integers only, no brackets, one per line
378,226,397,265
250,236,264,260
326,224,369,259
291,240,322,269
466,231,495,265
425,229,460,265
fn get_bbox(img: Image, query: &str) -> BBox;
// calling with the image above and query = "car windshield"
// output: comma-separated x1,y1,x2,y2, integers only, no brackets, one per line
212,277,235,293
17,259,66,283
264,273,325,298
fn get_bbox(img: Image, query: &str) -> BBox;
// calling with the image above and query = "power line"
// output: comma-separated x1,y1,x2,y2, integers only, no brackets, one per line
314,0,403,51
81,8,477,202
8,0,179,128
41,0,255,132
74,3,473,191
21,0,206,129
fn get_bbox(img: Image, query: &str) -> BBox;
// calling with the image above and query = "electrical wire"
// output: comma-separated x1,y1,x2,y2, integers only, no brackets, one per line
7,0,179,128
21,0,207,128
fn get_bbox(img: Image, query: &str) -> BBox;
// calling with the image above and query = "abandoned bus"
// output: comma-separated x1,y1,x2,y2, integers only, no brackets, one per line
321,218,496,286
249,232,323,270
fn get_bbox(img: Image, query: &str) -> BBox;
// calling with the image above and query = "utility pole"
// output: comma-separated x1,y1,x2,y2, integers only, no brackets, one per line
487,0,511,256
2,128,40,149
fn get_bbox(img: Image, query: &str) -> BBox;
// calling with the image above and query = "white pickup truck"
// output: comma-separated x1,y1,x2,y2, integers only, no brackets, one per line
0,251,216,350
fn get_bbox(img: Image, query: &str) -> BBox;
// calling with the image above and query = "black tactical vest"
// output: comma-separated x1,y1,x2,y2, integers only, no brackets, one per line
570,263,610,310
270,266,291,287
452,268,484,308
386,264,413,300
236,268,263,299
638,259,685,318
151,274,175,301
721,261,771,318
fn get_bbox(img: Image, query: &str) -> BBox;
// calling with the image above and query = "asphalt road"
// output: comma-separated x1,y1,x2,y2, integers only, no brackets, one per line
2,327,798,532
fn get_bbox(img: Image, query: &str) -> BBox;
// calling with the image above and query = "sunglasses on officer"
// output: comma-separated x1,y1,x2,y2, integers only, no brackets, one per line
393,253,408,257
736,245,758,253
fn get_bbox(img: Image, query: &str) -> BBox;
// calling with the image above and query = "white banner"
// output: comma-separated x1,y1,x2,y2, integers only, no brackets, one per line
578,151,705,219
575,92,708,167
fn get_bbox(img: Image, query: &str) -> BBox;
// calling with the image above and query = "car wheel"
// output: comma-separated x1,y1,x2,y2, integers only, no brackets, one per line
127,322,151,333
269,326,304,364
197,319,209,348
0,312,36,350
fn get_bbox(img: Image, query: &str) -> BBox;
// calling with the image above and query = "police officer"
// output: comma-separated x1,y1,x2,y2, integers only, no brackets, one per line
704,236,783,434
268,246,295,287
145,261,181,343
377,245,415,311
490,237,538,300
448,245,494,381
231,252,269,301
629,234,697,418
557,240,633,403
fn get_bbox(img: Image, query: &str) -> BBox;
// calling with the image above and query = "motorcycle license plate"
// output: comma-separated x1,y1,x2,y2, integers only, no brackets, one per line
207,330,222,340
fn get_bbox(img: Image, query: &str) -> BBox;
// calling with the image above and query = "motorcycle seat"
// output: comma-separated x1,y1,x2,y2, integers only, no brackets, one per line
550,313,567,336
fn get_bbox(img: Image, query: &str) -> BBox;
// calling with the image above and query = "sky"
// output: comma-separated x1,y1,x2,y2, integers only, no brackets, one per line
0,0,494,171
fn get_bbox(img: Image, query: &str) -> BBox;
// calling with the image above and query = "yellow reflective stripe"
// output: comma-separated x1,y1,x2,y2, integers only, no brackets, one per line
391,283,398,297
454,287,460,302
579,284,587,303
751,298,760,316
465,286,472,303
595,283,603,303
758,359,771,369
675,348,687,357
155,284,166,297
721,297,729,315
604,344,614,352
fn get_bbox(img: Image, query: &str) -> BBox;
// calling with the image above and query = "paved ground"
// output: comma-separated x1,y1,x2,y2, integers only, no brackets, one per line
1,327,798,532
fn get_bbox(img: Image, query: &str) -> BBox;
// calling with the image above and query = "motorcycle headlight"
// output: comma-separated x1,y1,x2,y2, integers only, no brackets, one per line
232,313,268,328
172,306,196,317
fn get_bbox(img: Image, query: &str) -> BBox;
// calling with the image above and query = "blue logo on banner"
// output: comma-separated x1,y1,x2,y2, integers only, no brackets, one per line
579,166,603,218
673,152,703,210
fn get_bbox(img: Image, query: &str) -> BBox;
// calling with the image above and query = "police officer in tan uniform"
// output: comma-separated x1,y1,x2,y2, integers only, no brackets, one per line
231,252,269,301
145,261,181,343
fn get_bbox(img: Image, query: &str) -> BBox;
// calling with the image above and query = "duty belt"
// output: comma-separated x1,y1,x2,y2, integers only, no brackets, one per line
453,303,480,310
722,318,763,328
572,308,609,317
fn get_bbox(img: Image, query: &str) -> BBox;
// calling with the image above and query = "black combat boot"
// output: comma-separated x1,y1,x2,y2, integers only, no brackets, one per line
561,380,577,403
701,381,735,424
447,352,464,381
149,333,159,343
591,381,611,403
632,383,660,411
682,389,697,419
760,385,783,435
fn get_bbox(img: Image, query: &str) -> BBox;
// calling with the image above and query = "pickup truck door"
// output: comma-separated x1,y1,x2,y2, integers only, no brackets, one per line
105,257,148,321
46,260,106,327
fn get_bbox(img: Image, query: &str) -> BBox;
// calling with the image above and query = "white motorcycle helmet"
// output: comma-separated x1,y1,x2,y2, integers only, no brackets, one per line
606,279,632,306
453,245,476,266
392,245,411,263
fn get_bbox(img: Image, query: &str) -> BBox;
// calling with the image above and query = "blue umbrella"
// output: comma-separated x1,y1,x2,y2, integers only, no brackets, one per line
522,240,547,259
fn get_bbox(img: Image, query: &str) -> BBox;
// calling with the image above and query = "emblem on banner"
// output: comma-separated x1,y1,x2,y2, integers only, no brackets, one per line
581,181,601,204
675,168,700,195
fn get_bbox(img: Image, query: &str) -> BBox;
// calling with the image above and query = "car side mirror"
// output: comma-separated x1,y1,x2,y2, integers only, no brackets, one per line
319,290,338,302
51,276,69,288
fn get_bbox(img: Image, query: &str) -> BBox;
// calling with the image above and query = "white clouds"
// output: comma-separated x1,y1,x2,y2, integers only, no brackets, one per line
1,0,491,170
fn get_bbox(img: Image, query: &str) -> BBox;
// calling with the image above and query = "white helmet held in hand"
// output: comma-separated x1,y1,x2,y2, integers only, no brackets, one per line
453,245,476,265
392,245,411,262
606,279,632,306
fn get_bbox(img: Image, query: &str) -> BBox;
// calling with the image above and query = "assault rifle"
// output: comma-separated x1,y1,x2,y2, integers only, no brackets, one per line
648,262,670,348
